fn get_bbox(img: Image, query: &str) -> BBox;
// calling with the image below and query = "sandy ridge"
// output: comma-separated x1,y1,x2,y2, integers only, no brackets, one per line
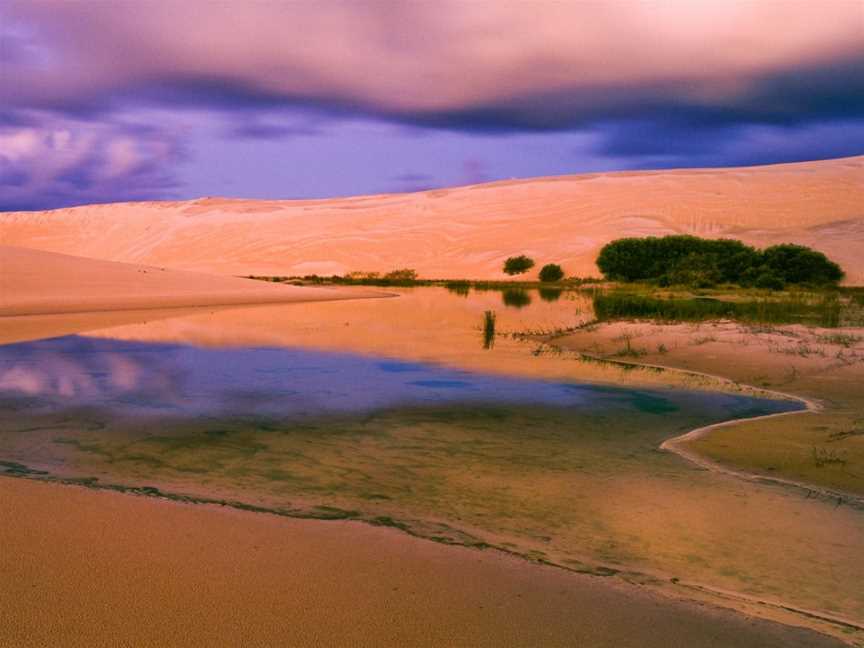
1,156,861,282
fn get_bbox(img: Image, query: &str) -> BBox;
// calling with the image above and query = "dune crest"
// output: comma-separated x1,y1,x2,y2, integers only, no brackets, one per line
1,156,861,282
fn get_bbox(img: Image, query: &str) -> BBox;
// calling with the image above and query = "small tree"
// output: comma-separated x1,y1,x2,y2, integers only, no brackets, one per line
503,255,535,275
538,263,565,282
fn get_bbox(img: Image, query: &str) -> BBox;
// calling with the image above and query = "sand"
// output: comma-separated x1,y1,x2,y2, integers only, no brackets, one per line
553,319,864,498
0,156,861,282
0,245,385,318
0,476,846,648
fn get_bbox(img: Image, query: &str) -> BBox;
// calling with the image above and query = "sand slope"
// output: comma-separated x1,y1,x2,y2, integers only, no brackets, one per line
0,245,381,317
0,156,861,282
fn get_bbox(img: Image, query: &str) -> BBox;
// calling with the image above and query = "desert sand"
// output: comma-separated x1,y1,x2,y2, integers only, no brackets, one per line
0,476,845,648
1,156,861,282
0,245,383,317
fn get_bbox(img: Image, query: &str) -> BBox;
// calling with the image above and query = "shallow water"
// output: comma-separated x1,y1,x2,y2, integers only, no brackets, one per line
1,287,861,635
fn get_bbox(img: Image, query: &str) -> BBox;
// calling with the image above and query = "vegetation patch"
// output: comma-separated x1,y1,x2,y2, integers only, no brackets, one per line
597,235,844,289
593,290,854,327
503,255,535,276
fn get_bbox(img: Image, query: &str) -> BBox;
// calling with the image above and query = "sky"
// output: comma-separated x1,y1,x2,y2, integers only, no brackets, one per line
1,0,862,211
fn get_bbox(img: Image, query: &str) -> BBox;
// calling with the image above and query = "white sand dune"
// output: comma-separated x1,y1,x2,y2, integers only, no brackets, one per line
0,245,381,317
1,156,861,282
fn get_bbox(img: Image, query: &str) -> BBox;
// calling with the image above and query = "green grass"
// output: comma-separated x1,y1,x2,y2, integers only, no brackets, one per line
593,290,861,327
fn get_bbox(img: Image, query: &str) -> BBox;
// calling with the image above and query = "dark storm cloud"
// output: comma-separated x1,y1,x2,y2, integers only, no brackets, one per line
1,1,861,210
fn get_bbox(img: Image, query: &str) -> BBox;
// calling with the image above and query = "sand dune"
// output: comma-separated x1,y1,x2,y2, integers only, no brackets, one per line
1,156,862,282
0,245,381,317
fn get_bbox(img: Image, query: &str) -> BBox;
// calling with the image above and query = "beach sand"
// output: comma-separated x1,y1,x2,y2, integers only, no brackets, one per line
0,476,846,648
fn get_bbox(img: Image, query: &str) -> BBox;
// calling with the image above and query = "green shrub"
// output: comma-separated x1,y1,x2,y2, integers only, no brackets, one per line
538,263,565,282
761,244,844,285
596,235,843,287
754,271,785,291
503,255,535,275
664,253,721,288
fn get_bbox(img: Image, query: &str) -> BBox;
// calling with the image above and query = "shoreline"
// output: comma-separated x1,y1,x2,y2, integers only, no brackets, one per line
1,358,861,644
541,345,864,509
0,474,849,648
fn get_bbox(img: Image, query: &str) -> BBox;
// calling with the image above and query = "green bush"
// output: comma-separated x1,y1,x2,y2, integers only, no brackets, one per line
754,271,785,291
596,236,843,287
761,244,844,285
664,253,721,288
503,255,535,275
538,263,565,282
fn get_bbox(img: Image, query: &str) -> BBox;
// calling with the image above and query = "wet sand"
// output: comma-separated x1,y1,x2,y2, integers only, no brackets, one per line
555,319,864,499
0,476,845,648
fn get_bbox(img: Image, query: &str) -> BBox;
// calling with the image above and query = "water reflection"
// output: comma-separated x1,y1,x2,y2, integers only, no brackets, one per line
538,287,563,302
501,288,532,308
0,335,798,421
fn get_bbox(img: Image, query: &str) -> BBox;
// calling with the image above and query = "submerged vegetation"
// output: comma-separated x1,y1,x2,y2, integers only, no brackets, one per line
597,236,844,289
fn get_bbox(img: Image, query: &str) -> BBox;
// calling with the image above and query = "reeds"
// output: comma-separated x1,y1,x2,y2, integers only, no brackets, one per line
482,310,496,349
593,291,857,327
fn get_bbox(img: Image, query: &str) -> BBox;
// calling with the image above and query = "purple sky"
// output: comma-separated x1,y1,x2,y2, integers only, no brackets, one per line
1,1,863,211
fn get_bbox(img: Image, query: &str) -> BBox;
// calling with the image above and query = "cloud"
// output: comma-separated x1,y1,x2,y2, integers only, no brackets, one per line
590,118,864,169
0,111,183,211
0,1,861,209
4,1,862,128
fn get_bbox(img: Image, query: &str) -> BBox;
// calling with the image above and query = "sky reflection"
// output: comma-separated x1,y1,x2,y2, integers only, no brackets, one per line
0,335,799,422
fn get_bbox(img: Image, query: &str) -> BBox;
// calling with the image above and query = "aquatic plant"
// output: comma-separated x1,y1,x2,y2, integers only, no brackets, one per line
593,291,854,327
482,310,496,349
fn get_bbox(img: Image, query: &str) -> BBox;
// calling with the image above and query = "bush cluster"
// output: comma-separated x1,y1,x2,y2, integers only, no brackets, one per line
596,236,843,288
502,256,567,282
